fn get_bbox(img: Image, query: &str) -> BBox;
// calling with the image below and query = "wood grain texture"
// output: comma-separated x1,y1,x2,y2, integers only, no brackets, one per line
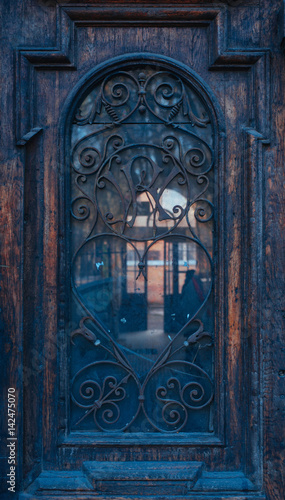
0,0,284,498
260,1,285,499
23,134,44,482
16,3,269,144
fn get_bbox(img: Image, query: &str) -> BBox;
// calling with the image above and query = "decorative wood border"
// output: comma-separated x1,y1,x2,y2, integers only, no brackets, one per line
16,3,270,144
20,468,267,500
241,128,270,486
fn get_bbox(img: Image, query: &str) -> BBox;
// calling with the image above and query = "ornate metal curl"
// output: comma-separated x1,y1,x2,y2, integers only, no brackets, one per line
70,64,215,432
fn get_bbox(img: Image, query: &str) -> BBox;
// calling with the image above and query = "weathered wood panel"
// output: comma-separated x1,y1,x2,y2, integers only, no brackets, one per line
0,1,284,498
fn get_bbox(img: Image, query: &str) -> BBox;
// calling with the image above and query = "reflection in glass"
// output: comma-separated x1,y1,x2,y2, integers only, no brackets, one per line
70,64,215,433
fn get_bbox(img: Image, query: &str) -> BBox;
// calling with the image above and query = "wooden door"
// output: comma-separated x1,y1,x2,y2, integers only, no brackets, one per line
1,1,284,499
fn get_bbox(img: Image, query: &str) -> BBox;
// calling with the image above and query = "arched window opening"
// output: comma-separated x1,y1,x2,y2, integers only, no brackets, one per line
69,61,215,433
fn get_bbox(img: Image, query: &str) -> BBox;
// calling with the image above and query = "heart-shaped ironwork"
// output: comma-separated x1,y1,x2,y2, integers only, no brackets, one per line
69,63,215,432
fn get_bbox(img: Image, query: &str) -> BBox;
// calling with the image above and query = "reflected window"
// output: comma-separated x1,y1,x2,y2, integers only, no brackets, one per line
70,63,215,433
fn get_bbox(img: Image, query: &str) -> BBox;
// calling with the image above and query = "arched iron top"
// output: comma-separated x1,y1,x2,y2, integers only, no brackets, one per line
62,53,225,137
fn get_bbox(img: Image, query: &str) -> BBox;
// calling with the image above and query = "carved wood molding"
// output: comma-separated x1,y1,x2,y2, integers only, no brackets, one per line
241,128,270,487
20,467,267,499
62,4,267,69
16,2,270,145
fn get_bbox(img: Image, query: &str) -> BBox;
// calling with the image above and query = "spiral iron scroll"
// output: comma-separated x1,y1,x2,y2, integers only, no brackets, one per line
70,64,215,432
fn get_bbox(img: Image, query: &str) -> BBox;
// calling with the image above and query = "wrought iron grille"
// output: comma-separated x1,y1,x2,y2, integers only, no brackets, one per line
69,63,215,433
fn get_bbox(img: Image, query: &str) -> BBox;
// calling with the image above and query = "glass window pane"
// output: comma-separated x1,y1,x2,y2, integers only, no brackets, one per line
70,63,214,433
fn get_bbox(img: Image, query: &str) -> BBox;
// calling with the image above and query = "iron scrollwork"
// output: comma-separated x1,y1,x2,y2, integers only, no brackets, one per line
70,64,215,433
